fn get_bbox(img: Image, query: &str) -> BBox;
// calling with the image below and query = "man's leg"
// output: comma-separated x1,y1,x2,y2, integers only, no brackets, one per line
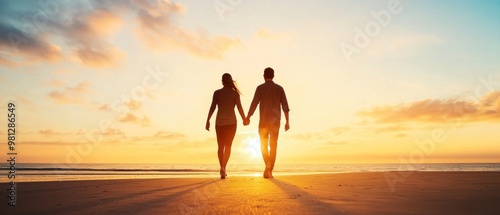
268,122,280,178
259,126,270,163
259,125,270,178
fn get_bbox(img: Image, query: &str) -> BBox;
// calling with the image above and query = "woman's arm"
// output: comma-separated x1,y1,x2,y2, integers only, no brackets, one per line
236,94,246,123
206,92,217,131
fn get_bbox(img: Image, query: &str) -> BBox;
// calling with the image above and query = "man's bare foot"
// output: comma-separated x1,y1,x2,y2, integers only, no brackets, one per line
263,166,269,178
264,163,274,179
266,163,274,178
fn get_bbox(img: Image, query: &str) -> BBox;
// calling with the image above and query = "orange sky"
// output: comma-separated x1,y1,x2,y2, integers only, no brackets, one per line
1,0,500,165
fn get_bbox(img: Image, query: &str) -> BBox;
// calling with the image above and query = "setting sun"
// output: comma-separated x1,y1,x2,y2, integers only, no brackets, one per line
240,132,262,159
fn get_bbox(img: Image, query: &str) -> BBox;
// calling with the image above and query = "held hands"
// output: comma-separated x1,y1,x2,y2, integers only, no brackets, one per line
243,117,250,126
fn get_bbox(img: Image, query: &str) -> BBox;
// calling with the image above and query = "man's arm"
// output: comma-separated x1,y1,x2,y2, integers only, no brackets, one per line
284,111,290,131
281,87,290,131
247,87,260,120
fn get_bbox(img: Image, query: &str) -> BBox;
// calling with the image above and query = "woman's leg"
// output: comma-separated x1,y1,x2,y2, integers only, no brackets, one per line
215,125,225,172
221,124,237,171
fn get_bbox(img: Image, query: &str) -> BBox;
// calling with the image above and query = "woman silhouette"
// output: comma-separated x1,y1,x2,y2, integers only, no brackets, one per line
206,73,246,179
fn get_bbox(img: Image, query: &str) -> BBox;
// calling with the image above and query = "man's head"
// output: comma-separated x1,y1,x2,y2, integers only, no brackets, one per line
264,67,274,80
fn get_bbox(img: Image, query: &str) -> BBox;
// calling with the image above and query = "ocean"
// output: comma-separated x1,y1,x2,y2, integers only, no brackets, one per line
1,163,500,182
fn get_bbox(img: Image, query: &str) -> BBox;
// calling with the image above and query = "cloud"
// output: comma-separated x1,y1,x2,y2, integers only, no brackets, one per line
329,127,351,136
115,98,149,127
17,141,78,146
1,0,239,68
479,91,500,110
53,9,123,42
50,8,125,68
48,79,64,87
0,22,63,66
98,103,112,111
55,68,76,74
72,46,124,68
134,0,240,59
95,99,141,112
153,131,185,139
100,128,125,136
48,81,91,104
125,99,142,110
76,128,123,137
127,130,186,144
326,141,348,145
255,29,290,40
394,133,407,138
117,112,150,126
14,95,33,106
118,112,138,122
39,129,71,136
359,91,500,123
0,1,125,68
373,125,409,133
0,54,17,67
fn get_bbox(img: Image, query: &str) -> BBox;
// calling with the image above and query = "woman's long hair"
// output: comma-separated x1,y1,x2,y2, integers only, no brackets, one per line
222,73,241,94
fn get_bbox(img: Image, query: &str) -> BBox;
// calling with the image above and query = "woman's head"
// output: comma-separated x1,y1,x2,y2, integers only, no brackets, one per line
222,73,240,94
222,73,233,86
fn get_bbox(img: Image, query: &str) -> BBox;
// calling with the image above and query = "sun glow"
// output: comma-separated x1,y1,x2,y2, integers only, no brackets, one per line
242,133,261,159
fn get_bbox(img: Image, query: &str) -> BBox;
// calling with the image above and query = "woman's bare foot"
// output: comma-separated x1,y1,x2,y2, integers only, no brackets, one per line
220,169,227,179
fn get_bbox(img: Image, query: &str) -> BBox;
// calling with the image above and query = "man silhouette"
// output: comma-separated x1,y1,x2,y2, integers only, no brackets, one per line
246,67,290,178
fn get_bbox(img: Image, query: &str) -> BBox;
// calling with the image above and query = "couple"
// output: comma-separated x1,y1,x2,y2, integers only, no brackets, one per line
205,67,290,179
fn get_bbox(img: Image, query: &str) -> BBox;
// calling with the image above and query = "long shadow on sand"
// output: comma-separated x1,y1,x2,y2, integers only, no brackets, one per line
104,179,221,214
45,179,219,215
271,179,345,214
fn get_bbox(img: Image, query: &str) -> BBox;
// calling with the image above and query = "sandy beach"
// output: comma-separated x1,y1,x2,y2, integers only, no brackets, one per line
2,172,500,215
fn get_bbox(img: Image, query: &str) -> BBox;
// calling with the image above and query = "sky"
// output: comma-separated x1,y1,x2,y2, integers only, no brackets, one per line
1,0,499,165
